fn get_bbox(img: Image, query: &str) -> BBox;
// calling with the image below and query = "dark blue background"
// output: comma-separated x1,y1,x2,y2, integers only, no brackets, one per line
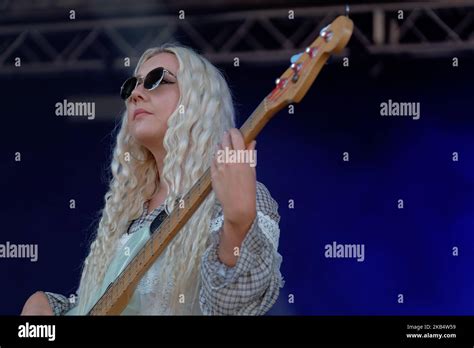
1,46,473,315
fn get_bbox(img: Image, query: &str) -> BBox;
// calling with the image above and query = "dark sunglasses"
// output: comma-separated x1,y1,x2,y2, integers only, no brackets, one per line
120,67,177,100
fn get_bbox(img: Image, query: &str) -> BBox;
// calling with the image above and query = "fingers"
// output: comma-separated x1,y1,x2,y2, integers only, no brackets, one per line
222,130,232,150
212,141,222,170
228,128,245,150
221,128,248,151
215,129,256,170
247,140,257,177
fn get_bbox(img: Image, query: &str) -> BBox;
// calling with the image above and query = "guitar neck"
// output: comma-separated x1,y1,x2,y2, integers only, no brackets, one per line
88,99,280,315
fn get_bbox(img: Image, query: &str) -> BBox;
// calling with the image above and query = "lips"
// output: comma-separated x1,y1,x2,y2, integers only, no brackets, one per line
133,108,152,119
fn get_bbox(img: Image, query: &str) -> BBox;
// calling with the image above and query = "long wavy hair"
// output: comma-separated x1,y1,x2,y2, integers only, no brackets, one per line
75,43,236,315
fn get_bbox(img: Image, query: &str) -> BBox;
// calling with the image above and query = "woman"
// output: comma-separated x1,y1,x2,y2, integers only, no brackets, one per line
21,43,284,315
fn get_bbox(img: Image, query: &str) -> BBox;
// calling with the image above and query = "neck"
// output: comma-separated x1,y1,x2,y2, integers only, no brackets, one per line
149,146,169,200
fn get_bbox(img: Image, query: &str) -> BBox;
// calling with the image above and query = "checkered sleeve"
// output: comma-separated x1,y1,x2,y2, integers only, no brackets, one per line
43,292,77,316
199,181,284,315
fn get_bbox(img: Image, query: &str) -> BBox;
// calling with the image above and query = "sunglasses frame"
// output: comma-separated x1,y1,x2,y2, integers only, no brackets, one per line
120,67,177,100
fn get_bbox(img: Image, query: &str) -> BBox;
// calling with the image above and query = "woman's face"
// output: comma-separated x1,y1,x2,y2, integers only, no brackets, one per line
127,52,180,150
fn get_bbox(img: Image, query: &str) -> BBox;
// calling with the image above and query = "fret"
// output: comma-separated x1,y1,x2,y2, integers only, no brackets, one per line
133,253,139,270
136,254,142,273
142,249,147,267
91,302,100,315
150,235,156,255
155,231,163,249
117,276,123,293
135,255,141,273
107,294,112,312
195,183,201,200
131,258,137,276
103,295,109,313
168,210,176,225
127,260,133,279
110,284,114,300
101,299,107,314
190,186,195,198
157,232,162,249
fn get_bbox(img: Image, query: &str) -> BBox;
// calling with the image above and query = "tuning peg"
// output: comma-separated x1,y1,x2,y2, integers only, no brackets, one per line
290,52,304,64
274,77,288,90
320,25,333,42
290,62,302,73
290,62,302,83
305,46,318,58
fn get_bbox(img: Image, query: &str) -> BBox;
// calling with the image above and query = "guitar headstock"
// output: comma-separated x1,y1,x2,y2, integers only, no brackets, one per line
265,15,353,112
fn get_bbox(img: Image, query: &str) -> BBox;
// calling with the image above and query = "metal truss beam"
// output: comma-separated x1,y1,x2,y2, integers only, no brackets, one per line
0,1,473,74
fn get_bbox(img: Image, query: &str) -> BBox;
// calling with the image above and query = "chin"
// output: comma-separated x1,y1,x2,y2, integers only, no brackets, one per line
131,127,163,148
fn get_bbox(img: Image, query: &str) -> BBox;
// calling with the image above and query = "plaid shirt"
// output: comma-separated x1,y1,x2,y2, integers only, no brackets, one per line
44,181,284,315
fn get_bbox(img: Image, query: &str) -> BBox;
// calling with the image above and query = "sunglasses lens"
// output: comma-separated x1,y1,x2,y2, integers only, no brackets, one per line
120,77,137,100
144,67,164,90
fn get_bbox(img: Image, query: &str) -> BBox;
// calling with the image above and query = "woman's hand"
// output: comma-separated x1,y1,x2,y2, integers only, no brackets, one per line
21,291,54,315
211,128,257,266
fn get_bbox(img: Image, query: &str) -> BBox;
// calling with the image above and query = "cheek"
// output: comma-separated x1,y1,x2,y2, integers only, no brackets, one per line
153,93,179,121
171,89,180,108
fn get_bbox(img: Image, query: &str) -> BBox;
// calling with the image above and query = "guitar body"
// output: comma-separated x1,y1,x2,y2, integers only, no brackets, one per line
66,225,152,315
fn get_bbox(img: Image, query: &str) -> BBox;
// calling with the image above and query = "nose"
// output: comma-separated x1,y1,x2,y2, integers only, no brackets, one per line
129,82,148,104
